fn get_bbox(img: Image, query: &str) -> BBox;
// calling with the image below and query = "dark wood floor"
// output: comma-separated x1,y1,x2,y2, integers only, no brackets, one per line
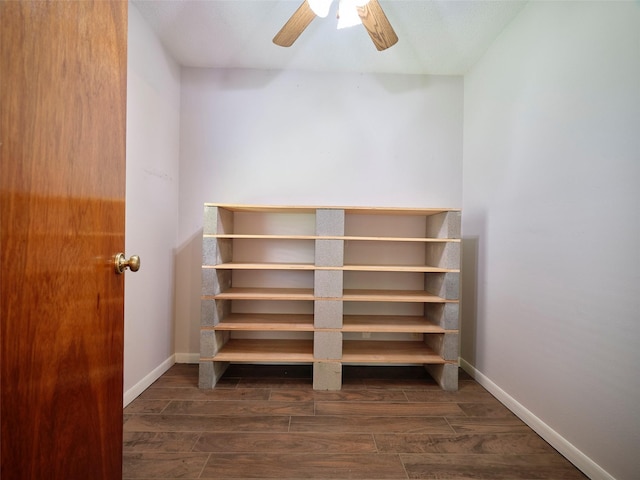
123,364,587,479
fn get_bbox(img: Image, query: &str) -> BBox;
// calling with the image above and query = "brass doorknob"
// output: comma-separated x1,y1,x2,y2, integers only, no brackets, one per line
114,253,140,274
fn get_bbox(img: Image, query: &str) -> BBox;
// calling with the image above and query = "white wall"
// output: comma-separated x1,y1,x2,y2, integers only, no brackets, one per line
175,69,463,356
124,3,181,404
462,2,640,479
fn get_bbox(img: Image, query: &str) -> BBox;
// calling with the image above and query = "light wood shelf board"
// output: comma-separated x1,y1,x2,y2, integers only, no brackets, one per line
205,263,458,273
342,315,445,333
207,234,460,243
342,289,454,303
342,340,447,364
205,234,318,240
211,289,457,302
343,206,460,215
211,313,315,331
341,264,459,273
207,262,316,270
206,204,317,214
208,339,314,362
206,203,460,216
212,287,315,301
342,236,460,242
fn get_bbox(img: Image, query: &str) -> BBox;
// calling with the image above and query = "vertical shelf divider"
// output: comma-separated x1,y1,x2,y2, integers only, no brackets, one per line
313,208,345,390
199,205,232,388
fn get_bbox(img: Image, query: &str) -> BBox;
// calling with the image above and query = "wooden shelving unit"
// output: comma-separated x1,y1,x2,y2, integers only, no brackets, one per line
200,204,461,391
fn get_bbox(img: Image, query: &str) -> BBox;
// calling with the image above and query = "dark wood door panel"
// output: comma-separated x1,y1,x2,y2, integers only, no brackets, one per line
1,1,127,478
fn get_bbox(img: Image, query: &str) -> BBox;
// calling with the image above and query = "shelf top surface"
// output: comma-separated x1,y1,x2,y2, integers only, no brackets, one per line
206,203,460,215
204,262,459,273
204,234,460,242
206,287,456,303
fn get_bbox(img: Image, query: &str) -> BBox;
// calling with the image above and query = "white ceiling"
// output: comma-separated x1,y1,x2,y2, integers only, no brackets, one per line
132,0,528,75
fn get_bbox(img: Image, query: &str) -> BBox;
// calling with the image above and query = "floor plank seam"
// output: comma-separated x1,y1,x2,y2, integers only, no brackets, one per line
442,415,456,434
196,452,211,479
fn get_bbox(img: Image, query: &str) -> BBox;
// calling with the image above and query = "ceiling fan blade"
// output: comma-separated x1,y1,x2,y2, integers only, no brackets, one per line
357,0,398,51
273,0,317,47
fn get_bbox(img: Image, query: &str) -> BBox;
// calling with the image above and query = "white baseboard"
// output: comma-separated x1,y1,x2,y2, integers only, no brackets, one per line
174,352,200,364
123,355,175,407
458,358,614,480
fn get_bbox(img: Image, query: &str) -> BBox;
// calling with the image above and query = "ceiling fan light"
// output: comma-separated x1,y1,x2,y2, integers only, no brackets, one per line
337,0,362,29
308,0,333,18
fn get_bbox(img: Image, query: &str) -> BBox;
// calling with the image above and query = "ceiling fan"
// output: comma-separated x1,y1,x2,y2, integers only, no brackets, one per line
273,0,398,51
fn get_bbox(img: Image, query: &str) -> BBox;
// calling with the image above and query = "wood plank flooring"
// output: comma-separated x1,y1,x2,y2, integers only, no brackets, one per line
123,364,588,479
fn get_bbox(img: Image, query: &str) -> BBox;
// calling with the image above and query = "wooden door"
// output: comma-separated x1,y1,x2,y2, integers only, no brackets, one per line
1,1,128,478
